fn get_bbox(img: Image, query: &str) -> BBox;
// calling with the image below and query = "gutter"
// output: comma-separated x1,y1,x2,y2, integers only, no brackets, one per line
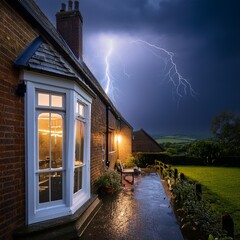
106,106,110,167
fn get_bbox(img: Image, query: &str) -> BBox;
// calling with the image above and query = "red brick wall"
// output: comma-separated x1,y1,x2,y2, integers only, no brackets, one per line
90,102,132,180
90,96,107,184
90,102,120,181
108,110,117,130
56,9,83,59
0,1,38,239
132,130,163,153
118,121,132,164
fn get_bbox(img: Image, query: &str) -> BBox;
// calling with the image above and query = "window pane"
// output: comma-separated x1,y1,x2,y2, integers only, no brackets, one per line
51,113,63,168
74,167,82,193
76,102,85,117
51,95,63,108
39,173,62,203
51,172,62,201
38,93,50,106
38,113,50,169
76,102,78,114
39,173,49,203
75,120,84,166
79,104,84,117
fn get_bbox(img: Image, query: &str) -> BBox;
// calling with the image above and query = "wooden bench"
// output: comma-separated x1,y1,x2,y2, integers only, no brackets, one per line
119,162,135,184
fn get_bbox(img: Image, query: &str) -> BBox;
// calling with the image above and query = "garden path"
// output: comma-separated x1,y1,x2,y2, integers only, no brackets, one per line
81,173,183,240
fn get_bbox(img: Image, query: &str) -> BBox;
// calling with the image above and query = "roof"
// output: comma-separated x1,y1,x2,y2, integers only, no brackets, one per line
8,0,132,128
132,129,164,153
14,36,95,97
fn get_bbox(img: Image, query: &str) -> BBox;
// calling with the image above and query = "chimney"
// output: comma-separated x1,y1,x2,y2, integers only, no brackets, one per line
68,0,73,10
56,0,83,60
74,1,79,10
60,3,66,12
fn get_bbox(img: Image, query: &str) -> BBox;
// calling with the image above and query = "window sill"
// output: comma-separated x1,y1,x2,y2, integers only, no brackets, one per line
13,195,101,240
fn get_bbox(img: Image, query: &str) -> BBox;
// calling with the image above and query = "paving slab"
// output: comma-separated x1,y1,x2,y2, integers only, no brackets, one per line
81,173,184,240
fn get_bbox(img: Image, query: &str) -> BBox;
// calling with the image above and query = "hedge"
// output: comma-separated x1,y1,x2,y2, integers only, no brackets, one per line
133,152,240,168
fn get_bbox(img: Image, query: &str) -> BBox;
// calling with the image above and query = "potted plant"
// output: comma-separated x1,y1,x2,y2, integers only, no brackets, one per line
94,170,121,193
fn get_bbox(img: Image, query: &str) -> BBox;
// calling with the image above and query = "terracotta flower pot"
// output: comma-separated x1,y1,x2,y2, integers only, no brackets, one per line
104,187,115,193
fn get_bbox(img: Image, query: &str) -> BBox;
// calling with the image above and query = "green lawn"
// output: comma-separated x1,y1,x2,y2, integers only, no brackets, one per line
155,135,195,144
175,166,240,236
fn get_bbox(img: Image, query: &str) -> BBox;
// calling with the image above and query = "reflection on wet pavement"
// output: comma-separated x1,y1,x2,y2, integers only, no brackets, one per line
81,173,184,240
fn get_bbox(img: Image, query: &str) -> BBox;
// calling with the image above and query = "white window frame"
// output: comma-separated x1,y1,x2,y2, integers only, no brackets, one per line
22,71,92,224
72,98,91,211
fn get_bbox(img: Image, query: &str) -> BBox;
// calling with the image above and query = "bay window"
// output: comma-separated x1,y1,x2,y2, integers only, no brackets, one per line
24,71,91,224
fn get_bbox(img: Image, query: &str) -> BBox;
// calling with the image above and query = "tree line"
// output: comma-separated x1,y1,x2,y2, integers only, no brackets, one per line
163,112,240,162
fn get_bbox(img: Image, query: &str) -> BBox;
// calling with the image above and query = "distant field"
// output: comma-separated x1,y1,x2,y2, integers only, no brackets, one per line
175,166,240,236
155,135,196,144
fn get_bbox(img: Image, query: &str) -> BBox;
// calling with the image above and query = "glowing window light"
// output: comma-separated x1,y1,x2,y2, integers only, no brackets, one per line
38,93,63,108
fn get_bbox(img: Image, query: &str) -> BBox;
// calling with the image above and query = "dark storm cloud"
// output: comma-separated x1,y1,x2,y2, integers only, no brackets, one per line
35,0,240,134
36,0,240,58
81,0,240,56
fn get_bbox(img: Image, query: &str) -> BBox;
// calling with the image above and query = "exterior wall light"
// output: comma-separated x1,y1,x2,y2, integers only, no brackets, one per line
116,135,121,144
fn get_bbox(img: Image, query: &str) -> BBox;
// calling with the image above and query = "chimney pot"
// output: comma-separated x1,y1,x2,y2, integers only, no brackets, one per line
56,0,83,59
74,1,79,11
60,3,66,12
68,0,73,11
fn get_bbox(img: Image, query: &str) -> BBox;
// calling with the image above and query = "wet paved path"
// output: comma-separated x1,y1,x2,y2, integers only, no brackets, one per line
81,173,184,240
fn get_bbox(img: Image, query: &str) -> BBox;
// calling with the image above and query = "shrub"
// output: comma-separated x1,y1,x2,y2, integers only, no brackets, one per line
133,152,206,167
94,170,121,192
134,152,171,167
172,179,232,239
124,155,139,168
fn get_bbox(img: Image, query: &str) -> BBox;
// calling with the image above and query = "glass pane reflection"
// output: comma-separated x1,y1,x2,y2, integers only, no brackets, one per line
39,173,49,203
52,95,63,108
74,167,82,193
75,120,84,166
38,93,49,106
51,172,62,201
50,113,63,168
38,113,63,169
76,102,85,117
39,173,62,203
38,113,50,169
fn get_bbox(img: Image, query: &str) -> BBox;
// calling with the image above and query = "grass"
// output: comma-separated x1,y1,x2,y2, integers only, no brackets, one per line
175,166,240,237
155,135,196,144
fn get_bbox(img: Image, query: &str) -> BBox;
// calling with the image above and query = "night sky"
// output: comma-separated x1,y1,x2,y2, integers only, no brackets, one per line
35,0,240,136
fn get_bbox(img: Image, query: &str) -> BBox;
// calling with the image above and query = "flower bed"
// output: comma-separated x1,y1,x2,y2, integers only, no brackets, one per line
156,161,234,240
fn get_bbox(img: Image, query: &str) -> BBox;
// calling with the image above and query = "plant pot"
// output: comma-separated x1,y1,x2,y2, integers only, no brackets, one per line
104,187,115,193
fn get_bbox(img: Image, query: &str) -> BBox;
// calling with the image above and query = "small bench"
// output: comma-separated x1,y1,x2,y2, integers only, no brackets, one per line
119,162,135,185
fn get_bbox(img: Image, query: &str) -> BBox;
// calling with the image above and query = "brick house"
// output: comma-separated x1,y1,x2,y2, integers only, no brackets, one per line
0,0,132,239
132,129,164,153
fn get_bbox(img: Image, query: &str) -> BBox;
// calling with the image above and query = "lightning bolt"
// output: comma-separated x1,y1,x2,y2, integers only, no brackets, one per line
132,39,197,101
102,39,130,102
104,40,113,95
99,37,196,106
